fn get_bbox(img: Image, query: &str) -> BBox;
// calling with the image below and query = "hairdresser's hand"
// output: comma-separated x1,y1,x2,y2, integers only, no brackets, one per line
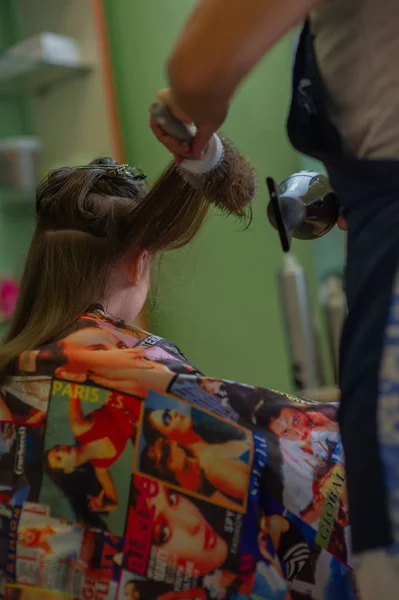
150,89,222,163
150,89,192,163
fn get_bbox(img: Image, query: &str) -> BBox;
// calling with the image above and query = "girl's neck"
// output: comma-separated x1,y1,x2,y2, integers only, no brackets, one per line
101,289,143,324
102,265,148,324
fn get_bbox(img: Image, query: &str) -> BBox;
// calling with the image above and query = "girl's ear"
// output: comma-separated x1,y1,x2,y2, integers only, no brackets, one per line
128,250,150,286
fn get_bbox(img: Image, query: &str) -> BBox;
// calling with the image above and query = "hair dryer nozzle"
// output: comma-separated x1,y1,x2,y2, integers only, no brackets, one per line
266,171,340,251
266,177,291,252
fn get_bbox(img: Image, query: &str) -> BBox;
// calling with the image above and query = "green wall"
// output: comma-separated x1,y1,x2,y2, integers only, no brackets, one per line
0,1,34,338
105,0,323,391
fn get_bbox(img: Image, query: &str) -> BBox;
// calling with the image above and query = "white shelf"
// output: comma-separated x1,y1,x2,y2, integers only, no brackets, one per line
0,54,91,95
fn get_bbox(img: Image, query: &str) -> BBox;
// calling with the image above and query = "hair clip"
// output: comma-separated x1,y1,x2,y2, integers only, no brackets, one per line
74,163,148,182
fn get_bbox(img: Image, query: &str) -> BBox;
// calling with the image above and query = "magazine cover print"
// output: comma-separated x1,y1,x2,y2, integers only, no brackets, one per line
169,376,351,563
0,419,44,509
0,376,49,506
4,501,123,598
136,392,252,512
0,310,357,599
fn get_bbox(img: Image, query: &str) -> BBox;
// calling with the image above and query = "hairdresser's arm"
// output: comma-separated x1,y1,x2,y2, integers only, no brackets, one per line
152,0,322,159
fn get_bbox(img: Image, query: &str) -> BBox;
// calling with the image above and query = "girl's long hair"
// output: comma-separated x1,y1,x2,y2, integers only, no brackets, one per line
0,157,215,384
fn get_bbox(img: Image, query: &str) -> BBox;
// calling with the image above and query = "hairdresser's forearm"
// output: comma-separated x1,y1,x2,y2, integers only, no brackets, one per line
168,0,321,123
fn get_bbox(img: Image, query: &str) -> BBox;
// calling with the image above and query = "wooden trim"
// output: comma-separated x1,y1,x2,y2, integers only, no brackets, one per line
90,0,149,331
90,0,125,164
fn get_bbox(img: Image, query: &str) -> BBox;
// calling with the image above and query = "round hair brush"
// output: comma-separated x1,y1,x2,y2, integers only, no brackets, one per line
150,100,257,218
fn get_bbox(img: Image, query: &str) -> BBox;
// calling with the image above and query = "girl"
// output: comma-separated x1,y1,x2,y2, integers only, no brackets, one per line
0,157,355,599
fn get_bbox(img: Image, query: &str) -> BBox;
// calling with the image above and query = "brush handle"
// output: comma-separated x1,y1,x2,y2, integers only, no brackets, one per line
150,100,194,144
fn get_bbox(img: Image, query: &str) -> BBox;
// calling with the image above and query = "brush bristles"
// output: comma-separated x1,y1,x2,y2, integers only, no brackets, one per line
176,134,256,221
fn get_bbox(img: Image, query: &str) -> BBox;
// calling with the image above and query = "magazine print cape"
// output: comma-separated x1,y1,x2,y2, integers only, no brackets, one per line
0,308,357,600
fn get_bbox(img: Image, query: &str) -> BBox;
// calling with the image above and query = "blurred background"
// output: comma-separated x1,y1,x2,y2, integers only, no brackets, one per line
0,0,346,396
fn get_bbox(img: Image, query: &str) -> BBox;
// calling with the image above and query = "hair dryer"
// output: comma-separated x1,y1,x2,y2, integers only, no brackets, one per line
266,171,339,252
